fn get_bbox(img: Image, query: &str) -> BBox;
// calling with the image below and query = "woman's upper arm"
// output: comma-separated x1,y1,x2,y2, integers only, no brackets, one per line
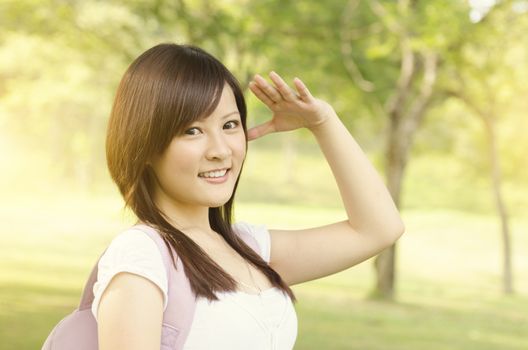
97,271,164,350
268,220,404,286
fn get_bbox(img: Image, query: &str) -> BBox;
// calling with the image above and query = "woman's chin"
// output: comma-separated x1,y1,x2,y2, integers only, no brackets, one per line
204,196,231,208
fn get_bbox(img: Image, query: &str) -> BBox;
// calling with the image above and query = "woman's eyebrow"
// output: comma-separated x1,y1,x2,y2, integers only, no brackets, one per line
221,111,240,119
195,111,239,124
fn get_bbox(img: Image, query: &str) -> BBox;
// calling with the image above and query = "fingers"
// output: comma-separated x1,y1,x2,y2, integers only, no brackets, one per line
249,72,312,105
269,71,298,102
293,77,313,102
248,81,275,106
247,120,276,141
252,74,283,104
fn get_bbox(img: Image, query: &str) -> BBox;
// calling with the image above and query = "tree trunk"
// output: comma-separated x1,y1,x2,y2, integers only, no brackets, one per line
339,0,438,301
483,116,514,294
371,108,407,300
371,50,437,300
454,93,515,296
373,243,397,299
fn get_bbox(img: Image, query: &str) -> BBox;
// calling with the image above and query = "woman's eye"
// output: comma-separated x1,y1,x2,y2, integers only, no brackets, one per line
184,121,238,135
184,127,201,135
224,120,240,129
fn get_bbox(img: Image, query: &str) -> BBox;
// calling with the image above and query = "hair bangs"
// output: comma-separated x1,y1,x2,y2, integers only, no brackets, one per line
155,46,234,150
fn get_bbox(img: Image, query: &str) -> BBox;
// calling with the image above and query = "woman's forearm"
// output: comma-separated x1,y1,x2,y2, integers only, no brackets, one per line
309,110,405,238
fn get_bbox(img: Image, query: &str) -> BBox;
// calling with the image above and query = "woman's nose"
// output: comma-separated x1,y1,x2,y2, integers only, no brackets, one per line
205,133,232,160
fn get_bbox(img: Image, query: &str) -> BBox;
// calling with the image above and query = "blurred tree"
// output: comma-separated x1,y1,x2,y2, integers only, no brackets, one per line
442,0,528,295
338,0,472,300
337,0,527,299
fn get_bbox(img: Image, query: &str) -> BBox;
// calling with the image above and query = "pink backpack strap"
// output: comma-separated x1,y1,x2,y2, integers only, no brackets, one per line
77,253,106,311
132,224,197,350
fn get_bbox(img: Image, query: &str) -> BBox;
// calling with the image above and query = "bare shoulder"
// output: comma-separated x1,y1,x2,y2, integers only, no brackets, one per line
97,272,164,350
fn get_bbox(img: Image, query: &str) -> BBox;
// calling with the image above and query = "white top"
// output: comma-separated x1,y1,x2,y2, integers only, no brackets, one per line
92,222,298,350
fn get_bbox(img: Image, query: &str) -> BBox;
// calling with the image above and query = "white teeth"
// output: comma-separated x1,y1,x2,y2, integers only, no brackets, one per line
199,169,228,178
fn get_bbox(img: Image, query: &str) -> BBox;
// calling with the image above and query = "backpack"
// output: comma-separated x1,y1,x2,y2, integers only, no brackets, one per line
41,223,260,350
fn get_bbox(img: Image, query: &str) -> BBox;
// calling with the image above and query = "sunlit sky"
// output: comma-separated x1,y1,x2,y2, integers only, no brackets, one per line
469,0,497,22
469,0,528,22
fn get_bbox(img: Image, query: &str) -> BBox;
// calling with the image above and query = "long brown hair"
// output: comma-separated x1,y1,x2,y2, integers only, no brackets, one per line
106,43,296,302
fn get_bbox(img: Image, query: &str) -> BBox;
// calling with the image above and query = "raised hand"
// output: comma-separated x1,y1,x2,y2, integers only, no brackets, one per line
247,71,335,141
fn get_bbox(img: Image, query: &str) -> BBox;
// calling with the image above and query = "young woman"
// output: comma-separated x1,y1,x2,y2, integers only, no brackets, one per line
96,43,405,349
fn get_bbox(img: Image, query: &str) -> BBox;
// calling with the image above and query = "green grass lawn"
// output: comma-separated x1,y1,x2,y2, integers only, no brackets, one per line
1,194,527,349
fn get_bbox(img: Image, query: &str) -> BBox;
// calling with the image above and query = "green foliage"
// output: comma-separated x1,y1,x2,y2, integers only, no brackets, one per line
0,0,526,217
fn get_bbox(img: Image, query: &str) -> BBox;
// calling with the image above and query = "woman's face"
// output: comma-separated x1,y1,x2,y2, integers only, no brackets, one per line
151,84,247,210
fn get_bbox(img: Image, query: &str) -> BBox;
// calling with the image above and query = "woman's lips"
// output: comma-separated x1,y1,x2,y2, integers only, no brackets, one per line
198,169,230,184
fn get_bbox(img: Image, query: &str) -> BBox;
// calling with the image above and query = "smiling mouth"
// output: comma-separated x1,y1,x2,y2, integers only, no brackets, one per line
198,168,230,178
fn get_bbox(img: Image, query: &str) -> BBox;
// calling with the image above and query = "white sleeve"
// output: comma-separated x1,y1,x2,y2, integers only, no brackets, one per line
234,221,271,263
91,229,168,322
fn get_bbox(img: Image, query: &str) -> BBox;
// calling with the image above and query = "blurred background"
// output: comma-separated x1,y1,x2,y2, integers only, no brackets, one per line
0,0,527,349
